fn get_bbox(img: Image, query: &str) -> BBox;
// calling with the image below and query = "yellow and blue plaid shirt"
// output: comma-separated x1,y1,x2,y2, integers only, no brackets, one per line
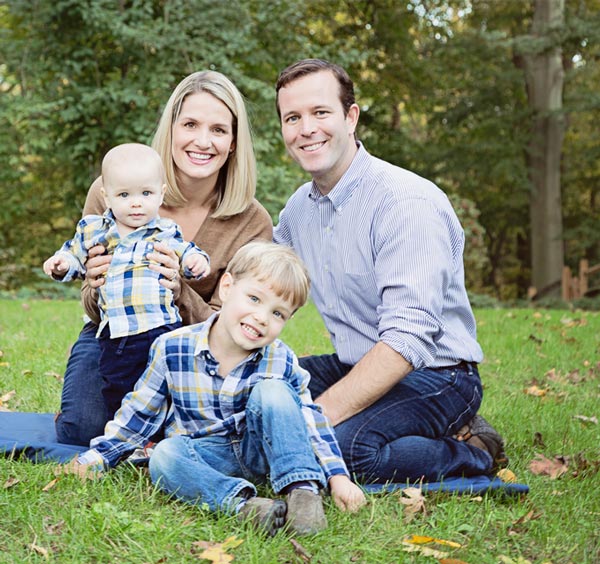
78,315,349,480
52,210,209,338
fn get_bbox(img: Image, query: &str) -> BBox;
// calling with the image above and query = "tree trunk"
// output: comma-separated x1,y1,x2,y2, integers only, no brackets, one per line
523,0,565,296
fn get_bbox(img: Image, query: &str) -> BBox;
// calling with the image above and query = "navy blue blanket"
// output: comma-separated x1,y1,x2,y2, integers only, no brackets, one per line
0,412,529,495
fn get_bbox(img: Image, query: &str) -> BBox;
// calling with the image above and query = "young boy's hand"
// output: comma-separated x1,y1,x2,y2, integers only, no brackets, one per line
56,458,103,481
43,256,69,279
328,475,367,512
185,254,210,278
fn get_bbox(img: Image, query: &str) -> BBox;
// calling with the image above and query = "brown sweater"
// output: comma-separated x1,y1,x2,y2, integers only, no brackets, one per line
80,180,273,326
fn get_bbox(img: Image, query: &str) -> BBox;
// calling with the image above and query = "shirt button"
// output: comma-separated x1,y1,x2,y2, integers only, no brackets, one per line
209,370,215,376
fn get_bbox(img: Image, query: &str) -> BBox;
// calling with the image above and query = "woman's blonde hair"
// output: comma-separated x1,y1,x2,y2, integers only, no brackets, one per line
226,242,310,312
152,71,256,218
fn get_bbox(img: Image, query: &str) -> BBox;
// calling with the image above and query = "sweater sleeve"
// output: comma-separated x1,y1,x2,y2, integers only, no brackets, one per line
80,177,106,323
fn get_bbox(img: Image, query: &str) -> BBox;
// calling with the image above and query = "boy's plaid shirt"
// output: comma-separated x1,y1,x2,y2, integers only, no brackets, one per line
52,210,208,338
79,316,350,480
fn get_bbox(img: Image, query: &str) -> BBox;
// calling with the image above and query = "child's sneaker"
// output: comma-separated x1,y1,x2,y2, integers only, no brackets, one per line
286,489,327,535
237,497,287,537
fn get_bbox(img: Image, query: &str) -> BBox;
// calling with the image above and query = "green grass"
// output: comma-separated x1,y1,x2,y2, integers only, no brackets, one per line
1,300,599,563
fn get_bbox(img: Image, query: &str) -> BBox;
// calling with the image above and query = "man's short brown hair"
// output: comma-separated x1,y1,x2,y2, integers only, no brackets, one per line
275,58,356,117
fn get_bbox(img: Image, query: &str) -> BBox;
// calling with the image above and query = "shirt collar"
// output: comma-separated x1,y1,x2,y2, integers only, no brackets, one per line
308,141,371,212
194,312,266,364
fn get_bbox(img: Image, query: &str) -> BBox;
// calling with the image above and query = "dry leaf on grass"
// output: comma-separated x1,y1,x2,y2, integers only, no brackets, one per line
192,536,243,563
290,538,312,562
573,414,598,425
3,476,20,489
398,486,426,522
42,478,59,492
402,535,462,559
29,543,49,559
523,385,548,397
529,453,568,479
438,559,471,564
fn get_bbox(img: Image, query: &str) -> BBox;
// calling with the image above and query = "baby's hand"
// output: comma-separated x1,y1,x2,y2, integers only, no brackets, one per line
185,253,210,278
43,256,69,278
329,475,367,512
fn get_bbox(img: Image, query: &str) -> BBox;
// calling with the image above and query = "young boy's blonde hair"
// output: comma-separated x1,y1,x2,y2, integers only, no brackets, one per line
226,242,310,312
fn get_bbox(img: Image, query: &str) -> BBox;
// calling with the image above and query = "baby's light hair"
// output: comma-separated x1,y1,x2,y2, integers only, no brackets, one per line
226,242,310,312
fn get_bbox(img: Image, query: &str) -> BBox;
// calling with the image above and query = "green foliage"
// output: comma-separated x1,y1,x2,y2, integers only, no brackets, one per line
1,0,599,298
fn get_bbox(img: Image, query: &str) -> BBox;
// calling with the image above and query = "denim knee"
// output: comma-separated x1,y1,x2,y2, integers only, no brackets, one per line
246,379,299,412
148,436,185,486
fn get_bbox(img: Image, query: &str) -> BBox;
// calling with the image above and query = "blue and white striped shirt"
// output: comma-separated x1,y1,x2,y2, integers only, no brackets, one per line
78,315,349,479
274,143,483,369
52,210,208,338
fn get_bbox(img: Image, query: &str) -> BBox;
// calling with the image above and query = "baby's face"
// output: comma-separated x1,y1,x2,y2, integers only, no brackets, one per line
103,162,165,234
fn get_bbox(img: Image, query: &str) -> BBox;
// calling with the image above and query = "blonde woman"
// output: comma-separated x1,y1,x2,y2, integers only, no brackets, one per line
56,71,272,445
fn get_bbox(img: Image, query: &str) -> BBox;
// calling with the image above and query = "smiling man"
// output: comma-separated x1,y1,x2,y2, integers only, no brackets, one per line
273,59,508,485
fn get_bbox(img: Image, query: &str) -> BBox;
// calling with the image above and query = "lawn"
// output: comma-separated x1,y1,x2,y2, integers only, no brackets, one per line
0,299,599,563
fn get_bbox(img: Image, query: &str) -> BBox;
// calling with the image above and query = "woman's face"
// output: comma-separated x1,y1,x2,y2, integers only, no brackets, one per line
172,91,235,190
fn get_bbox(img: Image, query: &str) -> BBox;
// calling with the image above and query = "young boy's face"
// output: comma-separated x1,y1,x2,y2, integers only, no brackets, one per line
216,273,295,355
102,161,165,235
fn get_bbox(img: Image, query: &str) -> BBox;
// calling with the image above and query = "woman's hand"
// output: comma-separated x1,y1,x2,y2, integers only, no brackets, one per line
147,242,183,299
85,245,111,289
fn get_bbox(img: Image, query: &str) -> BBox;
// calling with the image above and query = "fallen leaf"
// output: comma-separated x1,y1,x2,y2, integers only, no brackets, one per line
528,334,543,345
498,556,532,564
496,469,517,484
192,536,243,563
438,559,471,564
290,538,312,562
42,478,59,492
3,476,20,489
44,371,62,380
524,385,547,397
402,542,448,559
22,303,30,311
21,369,33,376
529,454,568,479
29,543,49,559
399,486,427,522
43,518,66,536
0,390,16,404
573,415,598,425
532,432,545,448
404,535,461,548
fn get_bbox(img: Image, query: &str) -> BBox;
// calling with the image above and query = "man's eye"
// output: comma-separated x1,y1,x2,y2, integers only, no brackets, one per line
286,115,299,124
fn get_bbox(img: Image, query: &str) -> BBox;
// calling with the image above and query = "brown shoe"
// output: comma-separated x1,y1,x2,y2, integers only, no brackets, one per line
237,497,287,537
286,489,327,536
455,415,509,473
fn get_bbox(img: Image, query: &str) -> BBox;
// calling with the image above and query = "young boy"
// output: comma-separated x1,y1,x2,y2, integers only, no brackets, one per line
66,241,366,536
43,143,210,419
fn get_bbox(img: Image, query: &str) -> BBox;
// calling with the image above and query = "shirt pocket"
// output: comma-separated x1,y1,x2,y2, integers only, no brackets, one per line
342,270,380,310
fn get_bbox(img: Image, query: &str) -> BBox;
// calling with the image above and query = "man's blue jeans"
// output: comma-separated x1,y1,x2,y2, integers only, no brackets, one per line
55,322,108,445
148,379,326,513
299,354,491,483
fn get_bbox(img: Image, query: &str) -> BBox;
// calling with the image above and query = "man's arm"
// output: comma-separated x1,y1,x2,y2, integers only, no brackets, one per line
315,341,413,426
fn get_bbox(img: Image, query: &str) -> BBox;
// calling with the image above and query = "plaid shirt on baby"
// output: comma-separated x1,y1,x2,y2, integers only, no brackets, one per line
53,210,208,338
78,315,349,480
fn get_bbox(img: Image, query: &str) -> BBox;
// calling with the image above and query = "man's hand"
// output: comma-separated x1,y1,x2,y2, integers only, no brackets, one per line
328,475,367,512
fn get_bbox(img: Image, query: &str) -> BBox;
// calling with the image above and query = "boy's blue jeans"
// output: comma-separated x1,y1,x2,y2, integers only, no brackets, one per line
299,354,492,483
148,379,326,513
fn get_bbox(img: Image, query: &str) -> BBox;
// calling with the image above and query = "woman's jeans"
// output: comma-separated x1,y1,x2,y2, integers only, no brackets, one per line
148,379,326,512
55,323,108,445
299,354,492,483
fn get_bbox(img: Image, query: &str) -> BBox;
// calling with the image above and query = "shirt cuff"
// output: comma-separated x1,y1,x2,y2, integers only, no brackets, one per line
77,449,108,472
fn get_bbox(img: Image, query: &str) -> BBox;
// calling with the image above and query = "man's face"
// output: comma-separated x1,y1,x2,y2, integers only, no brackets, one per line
278,70,359,194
